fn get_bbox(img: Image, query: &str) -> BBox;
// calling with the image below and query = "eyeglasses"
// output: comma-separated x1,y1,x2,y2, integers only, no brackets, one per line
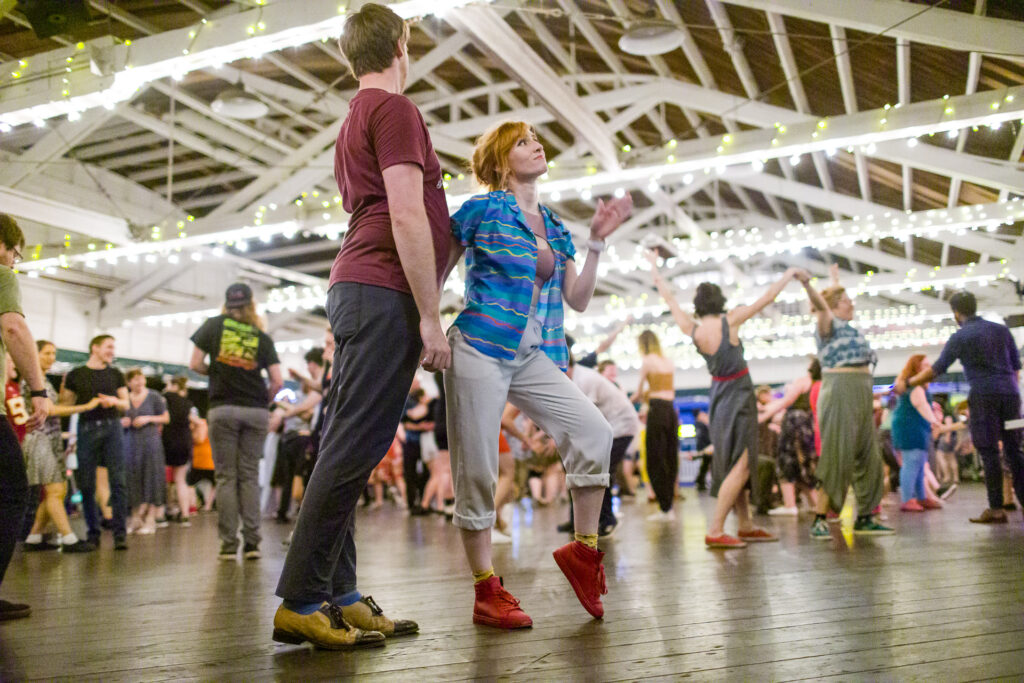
10,248,21,264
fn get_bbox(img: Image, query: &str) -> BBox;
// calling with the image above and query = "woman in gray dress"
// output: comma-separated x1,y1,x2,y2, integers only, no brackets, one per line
123,369,169,535
647,251,805,548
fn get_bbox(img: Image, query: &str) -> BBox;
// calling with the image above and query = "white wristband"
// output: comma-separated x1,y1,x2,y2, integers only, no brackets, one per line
587,238,606,253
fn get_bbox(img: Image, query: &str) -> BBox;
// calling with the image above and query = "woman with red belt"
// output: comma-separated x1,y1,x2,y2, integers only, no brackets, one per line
647,251,805,548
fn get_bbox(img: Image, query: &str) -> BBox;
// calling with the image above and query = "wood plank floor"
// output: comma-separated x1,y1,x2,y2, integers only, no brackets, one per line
2,484,1023,682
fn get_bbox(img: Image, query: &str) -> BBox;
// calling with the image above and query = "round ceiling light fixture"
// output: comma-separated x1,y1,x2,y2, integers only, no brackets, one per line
211,88,269,120
618,22,685,56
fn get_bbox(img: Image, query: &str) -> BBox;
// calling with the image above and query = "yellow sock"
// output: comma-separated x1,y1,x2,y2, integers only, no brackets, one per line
574,532,598,549
473,567,495,583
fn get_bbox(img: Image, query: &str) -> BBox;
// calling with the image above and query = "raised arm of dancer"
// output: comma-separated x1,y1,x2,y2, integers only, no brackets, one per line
800,277,833,339
563,195,633,312
728,267,804,328
594,314,634,355
384,163,449,372
644,250,696,337
758,374,811,423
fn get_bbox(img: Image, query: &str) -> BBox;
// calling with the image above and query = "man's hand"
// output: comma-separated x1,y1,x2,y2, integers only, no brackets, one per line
419,318,451,372
24,396,51,432
97,394,119,408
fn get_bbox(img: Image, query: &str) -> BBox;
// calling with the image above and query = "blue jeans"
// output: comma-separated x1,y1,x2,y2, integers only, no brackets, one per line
76,418,128,538
899,448,928,503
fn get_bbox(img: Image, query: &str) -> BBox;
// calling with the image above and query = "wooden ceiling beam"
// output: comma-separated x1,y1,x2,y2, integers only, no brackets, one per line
829,24,874,204
947,0,989,209
447,5,620,171
720,0,1024,63
766,12,837,222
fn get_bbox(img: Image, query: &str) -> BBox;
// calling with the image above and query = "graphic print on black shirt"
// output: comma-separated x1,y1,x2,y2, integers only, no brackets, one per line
217,317,261,370
191,315,280,409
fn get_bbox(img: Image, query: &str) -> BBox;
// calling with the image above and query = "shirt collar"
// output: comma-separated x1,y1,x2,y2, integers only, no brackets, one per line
500,191,566,237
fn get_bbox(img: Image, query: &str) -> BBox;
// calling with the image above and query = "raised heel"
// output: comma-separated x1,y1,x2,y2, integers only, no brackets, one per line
272,628,306,645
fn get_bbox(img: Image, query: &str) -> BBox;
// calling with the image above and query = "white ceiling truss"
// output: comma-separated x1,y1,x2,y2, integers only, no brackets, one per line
1,0,1023,355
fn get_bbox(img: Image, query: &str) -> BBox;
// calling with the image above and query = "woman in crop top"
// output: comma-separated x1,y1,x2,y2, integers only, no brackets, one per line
647,251,805,549
630,330,679,520
443,121,633,628
800,276,893,538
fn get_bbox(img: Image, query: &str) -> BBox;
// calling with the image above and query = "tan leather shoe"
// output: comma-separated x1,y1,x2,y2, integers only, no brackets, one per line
340,596,418,637
969,508,1008,524
272,602,385,649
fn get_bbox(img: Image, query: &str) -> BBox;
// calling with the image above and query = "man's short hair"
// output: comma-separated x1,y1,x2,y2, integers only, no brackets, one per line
0,214,25,251
949,290,977,318
304,347,325,366
89,334,114,352
338,3,408,79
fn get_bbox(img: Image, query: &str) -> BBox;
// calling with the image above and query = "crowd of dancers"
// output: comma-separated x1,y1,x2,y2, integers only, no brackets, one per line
0,3,1021,657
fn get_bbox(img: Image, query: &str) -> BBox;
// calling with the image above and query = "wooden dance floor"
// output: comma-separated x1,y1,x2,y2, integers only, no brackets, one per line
2,484,1023,681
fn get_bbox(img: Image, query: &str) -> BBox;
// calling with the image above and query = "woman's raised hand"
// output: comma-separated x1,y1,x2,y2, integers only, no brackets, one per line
589,194,634,241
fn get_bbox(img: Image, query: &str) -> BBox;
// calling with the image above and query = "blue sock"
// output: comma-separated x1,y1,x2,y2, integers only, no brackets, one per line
334,590,361,607
283,600,322,615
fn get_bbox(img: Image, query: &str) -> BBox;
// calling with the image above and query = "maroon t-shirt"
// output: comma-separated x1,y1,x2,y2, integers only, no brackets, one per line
329,88,451,293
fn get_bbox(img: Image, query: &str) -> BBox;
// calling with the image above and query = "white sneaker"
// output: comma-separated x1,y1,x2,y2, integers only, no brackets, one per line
491,528,512,544
768,506,799,517
646,509,676,522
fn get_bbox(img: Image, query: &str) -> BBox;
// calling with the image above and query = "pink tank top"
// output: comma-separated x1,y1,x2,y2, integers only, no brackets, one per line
523,210,554,282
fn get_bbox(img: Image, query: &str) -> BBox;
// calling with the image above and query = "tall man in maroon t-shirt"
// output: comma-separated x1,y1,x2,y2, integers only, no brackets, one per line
274,3,452,649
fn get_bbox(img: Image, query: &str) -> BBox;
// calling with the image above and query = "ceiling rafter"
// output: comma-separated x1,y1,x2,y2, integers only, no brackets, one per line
720,0,1024,62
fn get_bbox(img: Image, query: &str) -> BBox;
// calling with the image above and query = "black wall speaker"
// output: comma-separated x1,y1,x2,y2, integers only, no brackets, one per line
18,0,92,39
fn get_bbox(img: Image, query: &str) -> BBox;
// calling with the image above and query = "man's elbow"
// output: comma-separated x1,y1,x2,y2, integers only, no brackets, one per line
0,314,25,340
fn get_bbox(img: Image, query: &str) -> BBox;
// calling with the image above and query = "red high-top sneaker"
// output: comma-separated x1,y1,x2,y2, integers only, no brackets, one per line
552,541,608,619
472,576,532,629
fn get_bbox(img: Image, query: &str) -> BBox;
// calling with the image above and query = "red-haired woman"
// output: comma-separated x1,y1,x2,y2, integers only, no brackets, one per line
891,355,944,511
443,121,631,628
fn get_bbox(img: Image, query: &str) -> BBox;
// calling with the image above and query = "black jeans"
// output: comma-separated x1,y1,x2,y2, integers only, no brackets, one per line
968,392,1024,509
599,436,633,528
646,399,679,512
276,283,421,603
0,419,27,588
402,439,429,509
276,431,311,520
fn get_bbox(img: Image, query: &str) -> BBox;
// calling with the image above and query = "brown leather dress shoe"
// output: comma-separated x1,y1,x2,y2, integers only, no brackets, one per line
969,508,1008,524
340,596,418,636
272,602,385,649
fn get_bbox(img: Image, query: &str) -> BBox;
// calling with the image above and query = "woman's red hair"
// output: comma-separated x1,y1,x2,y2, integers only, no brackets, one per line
897,353,927,385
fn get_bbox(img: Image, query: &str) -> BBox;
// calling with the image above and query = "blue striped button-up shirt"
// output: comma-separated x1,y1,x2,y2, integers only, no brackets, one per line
450,191,576,370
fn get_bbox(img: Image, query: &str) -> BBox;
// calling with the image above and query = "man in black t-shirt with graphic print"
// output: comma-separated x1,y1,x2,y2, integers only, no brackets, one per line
59,334,129,549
